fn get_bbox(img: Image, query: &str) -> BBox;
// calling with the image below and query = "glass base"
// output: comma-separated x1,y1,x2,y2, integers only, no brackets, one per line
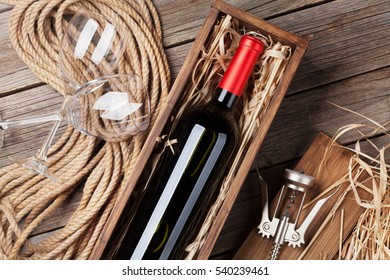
15,157,59,182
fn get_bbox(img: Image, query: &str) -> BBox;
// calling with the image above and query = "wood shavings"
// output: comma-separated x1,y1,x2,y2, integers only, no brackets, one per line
300,105,389,260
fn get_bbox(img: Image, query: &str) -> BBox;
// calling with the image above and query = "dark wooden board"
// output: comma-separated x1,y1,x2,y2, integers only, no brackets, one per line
235,132,372,260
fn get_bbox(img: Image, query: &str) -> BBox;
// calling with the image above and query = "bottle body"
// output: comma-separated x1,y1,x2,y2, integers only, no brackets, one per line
116,103,238,260
114,35,264,260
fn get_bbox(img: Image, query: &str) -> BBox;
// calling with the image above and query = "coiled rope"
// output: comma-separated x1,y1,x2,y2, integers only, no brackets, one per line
0,0,170,259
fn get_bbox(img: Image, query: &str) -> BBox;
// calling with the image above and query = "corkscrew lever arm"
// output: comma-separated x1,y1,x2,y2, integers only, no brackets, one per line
259,172,271,226
290,186,340,247
256,166,278,238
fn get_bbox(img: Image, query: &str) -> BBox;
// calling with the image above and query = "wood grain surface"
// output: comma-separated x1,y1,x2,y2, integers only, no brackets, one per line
0,0,389,259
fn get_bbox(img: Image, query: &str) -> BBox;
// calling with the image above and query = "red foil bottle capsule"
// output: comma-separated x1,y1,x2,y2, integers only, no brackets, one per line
218,35,264,97
214,35,264,110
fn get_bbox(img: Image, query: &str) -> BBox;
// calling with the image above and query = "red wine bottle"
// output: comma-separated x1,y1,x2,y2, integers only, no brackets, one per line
118,35,264,260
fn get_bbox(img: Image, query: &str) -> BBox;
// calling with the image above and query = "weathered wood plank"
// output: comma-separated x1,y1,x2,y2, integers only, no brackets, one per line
256,66,390,169
0,70,42,97
270,0,390,93
0,11,41,97
0,4,12,13
165,44,191,81
157,0,328,47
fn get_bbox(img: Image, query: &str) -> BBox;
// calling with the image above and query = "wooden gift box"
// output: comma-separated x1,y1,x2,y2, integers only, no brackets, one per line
89,0,308,260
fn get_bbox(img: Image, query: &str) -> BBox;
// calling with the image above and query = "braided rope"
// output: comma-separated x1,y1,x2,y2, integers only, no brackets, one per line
0,0,170,259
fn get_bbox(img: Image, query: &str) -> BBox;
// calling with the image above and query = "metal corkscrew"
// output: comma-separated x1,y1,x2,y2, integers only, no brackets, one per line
256,168,333,260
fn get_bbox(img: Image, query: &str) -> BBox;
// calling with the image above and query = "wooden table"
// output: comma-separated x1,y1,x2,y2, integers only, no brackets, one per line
0,0,389,259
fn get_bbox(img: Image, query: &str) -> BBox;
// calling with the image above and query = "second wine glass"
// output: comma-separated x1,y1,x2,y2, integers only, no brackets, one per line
16,74,150,181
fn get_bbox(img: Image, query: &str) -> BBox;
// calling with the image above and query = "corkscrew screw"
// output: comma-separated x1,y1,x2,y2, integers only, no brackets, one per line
257,168,333,260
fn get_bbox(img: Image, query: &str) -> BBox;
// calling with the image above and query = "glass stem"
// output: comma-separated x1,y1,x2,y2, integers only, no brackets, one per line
0,113,61,130
35,96,71,162
35,116,63,162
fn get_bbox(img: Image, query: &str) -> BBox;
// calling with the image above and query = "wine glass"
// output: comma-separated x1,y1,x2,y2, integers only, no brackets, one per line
0,11,142,181
15,74,150,181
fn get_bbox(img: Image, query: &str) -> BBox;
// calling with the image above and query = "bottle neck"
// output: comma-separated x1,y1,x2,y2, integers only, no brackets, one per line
212,35,264,111
214,87,240,110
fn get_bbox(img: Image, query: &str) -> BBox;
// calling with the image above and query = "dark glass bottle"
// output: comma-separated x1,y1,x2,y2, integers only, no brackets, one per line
117,35,264,260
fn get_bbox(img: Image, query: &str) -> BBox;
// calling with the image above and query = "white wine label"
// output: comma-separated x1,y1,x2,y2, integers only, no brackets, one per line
130,124,206,260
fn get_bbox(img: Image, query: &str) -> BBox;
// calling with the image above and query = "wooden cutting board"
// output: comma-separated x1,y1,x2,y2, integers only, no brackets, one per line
234,132,371,260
